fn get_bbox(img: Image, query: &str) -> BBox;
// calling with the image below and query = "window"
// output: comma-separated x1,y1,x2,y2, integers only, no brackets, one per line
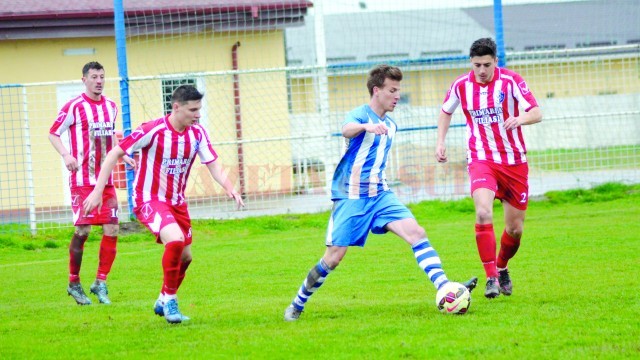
524,44,566,51
366,53,409,61
162,78,197,116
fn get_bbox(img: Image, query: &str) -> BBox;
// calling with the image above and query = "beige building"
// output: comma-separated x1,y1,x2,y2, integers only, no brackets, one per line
0,0,312,221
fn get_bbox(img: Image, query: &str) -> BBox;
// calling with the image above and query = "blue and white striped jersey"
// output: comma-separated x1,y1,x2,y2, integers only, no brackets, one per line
331,104,397,200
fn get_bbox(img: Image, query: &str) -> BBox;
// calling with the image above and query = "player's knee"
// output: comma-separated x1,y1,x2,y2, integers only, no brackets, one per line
413,226,426,240
475,208,493,223
505,226,523,240
324,256,341,269
323,249,346,269
74,226,90,237
103,224,119,237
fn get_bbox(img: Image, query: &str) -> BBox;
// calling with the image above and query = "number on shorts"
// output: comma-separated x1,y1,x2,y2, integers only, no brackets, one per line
520,192,527,203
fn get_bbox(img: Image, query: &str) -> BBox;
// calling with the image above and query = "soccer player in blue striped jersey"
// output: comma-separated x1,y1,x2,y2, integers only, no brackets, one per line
284,65,477,321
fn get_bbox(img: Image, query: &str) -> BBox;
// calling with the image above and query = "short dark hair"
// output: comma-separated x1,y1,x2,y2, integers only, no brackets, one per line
82,61,104,77
470,38,497,58
366,64,403,96
172,85,204,104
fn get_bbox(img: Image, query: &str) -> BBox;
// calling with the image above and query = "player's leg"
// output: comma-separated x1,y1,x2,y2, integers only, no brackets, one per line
134,202,189,322
496,162,529,296
154,247,192,319
468,162,500,298
285,246,345,321
157,204,193,320
175,204,193,292
177,244,192,291
67,225,92,305
90,187,120,304
90,222,118,304
155,243,192,322
385,218,450,290
158,223,187,324
285,199,367,321
383,216,479,292
473,188,500,298
496,203,524,296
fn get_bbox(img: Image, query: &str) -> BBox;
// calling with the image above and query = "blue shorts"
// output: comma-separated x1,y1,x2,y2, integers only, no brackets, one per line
326,191,414,247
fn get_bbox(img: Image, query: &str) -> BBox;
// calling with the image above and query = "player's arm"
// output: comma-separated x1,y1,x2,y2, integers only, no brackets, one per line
122,154,136,168
48,133,79,172
503,106,542,130
82,145,126,214
342,122,388,138
435,111,454,163
205,160,245,209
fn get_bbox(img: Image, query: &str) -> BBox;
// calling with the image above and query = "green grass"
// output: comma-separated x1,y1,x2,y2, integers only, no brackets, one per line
528,145,640,171
0,183,639,359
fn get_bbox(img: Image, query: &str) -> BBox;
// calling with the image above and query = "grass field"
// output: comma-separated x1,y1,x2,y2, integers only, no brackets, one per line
528,145,640,171
0,183,638,359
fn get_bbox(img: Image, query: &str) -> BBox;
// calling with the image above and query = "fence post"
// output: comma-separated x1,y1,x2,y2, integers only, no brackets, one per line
493,0,506,67
22,87,37,235
113,0,135,220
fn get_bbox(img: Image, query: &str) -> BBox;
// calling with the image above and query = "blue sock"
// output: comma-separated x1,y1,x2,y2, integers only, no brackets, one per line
412,239,448,290
291,259,332,310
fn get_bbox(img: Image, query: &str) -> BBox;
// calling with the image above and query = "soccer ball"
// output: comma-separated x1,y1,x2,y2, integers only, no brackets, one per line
435,281,471,315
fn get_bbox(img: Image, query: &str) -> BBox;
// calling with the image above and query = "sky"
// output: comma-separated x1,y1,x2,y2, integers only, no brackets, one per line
318,0,591,14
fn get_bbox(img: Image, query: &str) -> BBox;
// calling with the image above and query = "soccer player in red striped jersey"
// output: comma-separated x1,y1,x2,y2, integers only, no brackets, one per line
435,38,542,299
49,61,135,305
83,85,244,323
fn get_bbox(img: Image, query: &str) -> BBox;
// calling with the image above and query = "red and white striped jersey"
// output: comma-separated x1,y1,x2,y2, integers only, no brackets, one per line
442,67,538,165
118,116,218,207
50,93,118,187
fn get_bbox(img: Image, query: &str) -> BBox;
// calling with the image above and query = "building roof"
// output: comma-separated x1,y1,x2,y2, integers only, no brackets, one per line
286,8,491,66
464,0,639,52
286,0,639,67
0,0,313,40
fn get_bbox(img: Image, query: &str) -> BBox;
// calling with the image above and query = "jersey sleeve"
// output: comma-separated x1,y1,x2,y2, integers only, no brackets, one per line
49,100,75,136
118,121,155,154
510,72,539,111
341,106,367,127
194,124,218,164
441,82,461,115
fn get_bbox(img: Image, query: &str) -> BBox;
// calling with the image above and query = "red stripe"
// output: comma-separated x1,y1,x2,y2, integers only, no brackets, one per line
490,82,509,164
149,131,162,201
459,83,476,162
175,134,190,202
472,82,493,162
93,103,103,185
504,84,522,164
78,104,91,186
201,125,218,162
135,140,149,206
163,130,179,203
68,106,79,186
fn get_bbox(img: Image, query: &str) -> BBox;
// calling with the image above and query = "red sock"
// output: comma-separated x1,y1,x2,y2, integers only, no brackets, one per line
177,260,192,290
97,235,117,281
162,241,185,296
69,233,88,283
475,223,498,278
497,230,521,269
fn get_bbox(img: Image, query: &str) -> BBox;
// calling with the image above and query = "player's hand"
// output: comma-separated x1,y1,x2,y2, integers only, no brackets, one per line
503,116,522,131
123,154,137,169
435,144,448,163
82,190,103,216
63,154,79,172
228,190,245,210
365,123,389,135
